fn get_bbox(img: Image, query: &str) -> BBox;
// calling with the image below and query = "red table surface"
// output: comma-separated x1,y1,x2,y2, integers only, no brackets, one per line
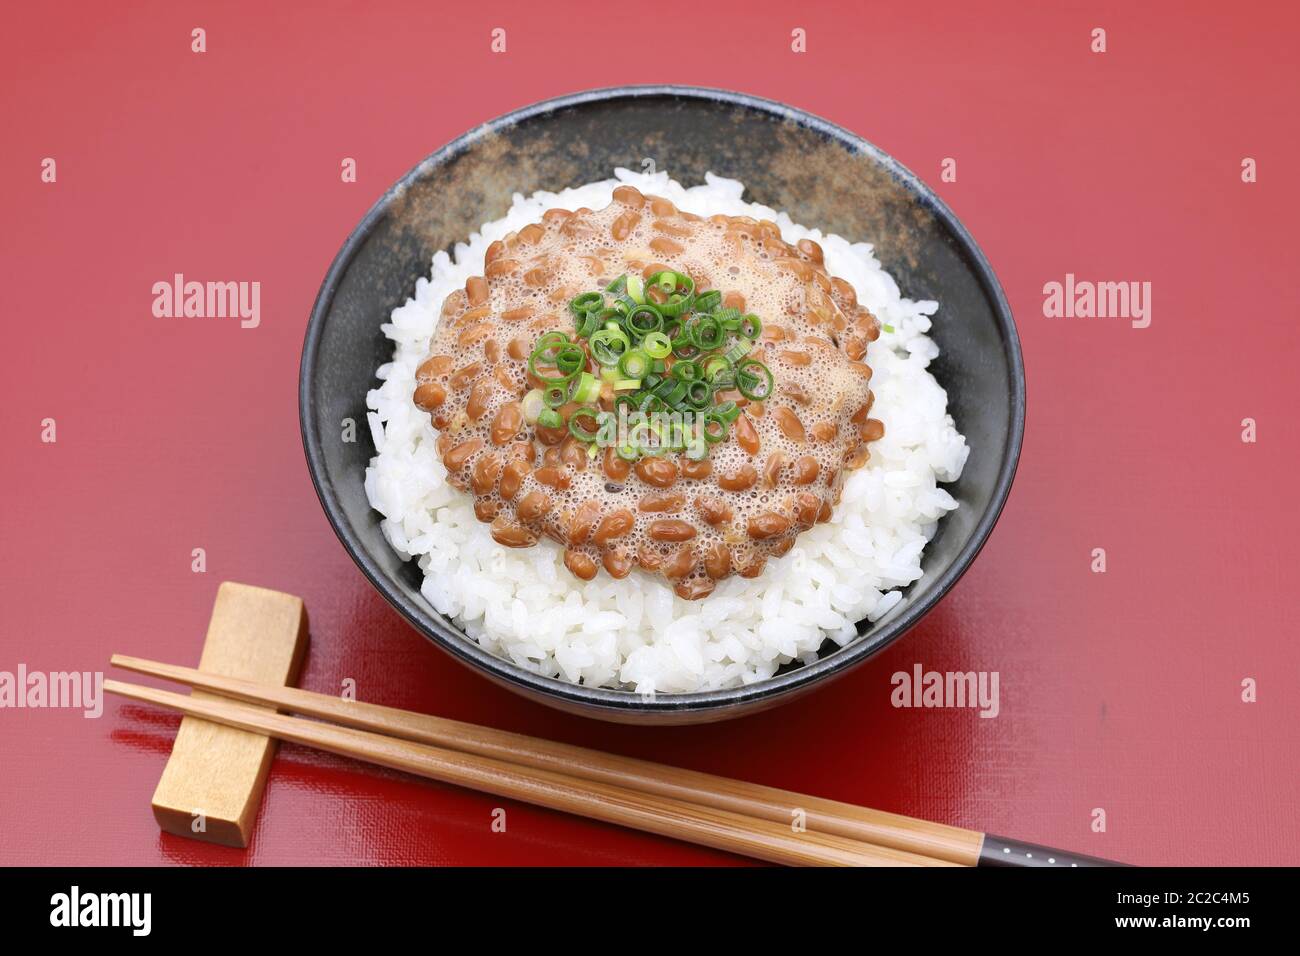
3,0,1298,867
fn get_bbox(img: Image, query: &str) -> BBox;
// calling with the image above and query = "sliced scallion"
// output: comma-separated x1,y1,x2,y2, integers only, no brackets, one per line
626,274,645,303
713,400,741,424
589,328,630,367
520,388,544,424
700,413,726,443
626,303,664,338
671,360,700,382
641,331,672,358
618,348,651,380
543,384,568,409
568,408,602,442
569,292,603,318
571,371,601,404
693,289,721,313
735,358,774,401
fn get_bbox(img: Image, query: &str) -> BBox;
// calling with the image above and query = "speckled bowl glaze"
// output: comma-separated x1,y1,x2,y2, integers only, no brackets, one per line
301,85,1024,724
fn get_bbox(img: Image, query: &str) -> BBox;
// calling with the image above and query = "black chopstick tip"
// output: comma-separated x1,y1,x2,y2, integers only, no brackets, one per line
978,833,1127,868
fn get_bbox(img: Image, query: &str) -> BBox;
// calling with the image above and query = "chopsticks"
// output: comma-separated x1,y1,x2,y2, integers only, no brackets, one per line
111,654,974,864
105,672,940,867
107,654,1121,867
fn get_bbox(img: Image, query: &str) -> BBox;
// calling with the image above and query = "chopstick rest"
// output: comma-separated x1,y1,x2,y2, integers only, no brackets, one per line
148,582,308,847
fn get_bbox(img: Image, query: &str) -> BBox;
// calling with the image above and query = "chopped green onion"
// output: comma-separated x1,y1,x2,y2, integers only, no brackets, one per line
627,420,655,448
589,327,630,366
671,360,700,382
540,270,783,461
651,270,693,295
684,379,712,408
647,270,696,318
520,388,544,424
882,323,895,334
568,408,602,442
703,355,732,380
710,372,736,393
700,412,729,443
555,344,586,376
626,303,664,337
626,274,645,303
542,384,567,409
724,341,753,366
642,331,672,358
618,348,651,379
713,400,741,423
671,332,699,358
735,358,774,401
689,315,724,350
713,307,742,329
572,371,600,404
529,336,580,384
569,292,603,318
659,379,688,408
658,294,693,319
534,330,569,352
693,289,721,313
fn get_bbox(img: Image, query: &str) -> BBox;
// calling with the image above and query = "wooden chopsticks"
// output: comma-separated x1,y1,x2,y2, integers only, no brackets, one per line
106,653,978,866
105,673,941,866
111,654,980,864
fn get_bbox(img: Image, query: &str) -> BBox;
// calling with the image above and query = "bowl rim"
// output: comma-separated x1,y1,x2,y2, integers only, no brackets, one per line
300,83,1025,717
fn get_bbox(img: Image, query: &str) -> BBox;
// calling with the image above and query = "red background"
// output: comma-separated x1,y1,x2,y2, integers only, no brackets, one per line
3,0,1297,866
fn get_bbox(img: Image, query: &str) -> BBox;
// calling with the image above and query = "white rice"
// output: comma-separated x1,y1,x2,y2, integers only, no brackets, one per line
364,169,969,695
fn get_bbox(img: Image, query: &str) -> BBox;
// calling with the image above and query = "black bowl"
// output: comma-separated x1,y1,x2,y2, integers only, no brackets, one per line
301,85,1024,725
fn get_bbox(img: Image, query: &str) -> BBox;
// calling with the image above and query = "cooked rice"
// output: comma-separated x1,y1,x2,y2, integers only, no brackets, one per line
364,170,968,694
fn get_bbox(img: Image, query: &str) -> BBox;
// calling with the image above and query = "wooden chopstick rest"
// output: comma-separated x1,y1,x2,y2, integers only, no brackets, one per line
149,582,308,847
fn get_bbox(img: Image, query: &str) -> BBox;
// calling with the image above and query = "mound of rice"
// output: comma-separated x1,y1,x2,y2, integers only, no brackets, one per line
364,170,968,694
